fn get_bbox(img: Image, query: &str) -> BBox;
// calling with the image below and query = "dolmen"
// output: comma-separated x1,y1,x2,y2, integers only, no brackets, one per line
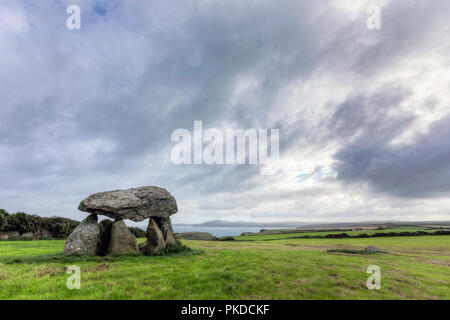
64,186,178,256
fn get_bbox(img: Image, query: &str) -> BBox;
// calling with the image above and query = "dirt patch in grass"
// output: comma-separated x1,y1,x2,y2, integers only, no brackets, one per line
397,249,442,255
335,280,365,290
95,263,110,271
327,249,386,255
283,244,362,251
36,266,61,277
307,287,319,294
83,263,112,272
406,256,450,266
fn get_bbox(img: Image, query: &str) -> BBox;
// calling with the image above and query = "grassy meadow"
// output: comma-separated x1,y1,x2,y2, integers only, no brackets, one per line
0,228,448,300
234,226,433,241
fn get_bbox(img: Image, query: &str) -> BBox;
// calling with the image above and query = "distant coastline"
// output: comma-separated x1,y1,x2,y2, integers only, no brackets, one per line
173,219,450,229
172,226,267,237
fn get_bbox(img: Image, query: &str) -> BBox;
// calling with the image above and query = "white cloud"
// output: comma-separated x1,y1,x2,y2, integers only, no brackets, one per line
0,0,449,224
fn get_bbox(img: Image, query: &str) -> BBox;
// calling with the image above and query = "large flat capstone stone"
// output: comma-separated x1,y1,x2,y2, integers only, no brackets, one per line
78,186,178,222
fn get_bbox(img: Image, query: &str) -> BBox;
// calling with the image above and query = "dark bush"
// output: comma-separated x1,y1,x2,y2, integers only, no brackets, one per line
6,212,41,234
358,233,369,238
434,230,450,235
325,233,349,238
42,216,79,238
217,236,235,241
7,213,29,234
142,239,191,256
128,227,146,238
0,209,8,231
5,237,35,241
0,210,79,239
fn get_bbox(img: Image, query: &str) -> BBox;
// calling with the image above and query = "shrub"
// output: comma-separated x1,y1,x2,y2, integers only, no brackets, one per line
166,240,192,254
0,210,79,238
6,212,36,234
217,236,235,241
42,217,79,238
325,233,349,238
142,239,192,256
0,209,9,231
128,227,146,238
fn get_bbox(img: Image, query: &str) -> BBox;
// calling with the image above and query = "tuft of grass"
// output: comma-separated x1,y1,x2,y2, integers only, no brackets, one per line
1,248,202,264
141,240,193,256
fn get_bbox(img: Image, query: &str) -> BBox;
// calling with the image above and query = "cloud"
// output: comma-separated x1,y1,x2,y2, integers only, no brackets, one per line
0,0,449,224
333,110,450,198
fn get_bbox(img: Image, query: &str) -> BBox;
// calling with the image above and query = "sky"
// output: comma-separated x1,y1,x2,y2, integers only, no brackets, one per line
0,0,449,227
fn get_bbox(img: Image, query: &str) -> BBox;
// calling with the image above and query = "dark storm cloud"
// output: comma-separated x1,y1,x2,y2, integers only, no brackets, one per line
330,87,450,198
327,86,414,142
2,0,330,185
0,0,449,221
0,0,331,215
351,0,450,75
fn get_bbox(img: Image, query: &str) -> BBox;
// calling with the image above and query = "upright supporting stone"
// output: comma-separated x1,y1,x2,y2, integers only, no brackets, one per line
165,229,177,246
64,214,100,255
140,218,166,255
155,217,177,246
107,220,138,255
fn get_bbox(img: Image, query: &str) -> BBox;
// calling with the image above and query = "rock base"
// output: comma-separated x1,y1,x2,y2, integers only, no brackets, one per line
66,185,178,256
64,211,177,256
365,245,381,252
107,220,138,255
64,214,100,255
140,217,177,255
65,217,139,256
140,218,166,255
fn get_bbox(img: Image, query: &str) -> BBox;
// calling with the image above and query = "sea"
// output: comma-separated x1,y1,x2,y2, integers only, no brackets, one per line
172,226,280,237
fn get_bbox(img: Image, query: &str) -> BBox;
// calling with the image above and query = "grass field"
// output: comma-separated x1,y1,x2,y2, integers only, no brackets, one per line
234,227,433,241
0,231,448,299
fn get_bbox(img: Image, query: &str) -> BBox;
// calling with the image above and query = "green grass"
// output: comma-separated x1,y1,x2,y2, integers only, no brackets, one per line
234,227,432,241
0,233,448,299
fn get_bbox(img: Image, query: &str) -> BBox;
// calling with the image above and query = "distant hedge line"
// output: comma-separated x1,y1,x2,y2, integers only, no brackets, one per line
235,230,450,242
0,209,79,239
324,230,450,238
283,230,450,240
0,209,147,239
